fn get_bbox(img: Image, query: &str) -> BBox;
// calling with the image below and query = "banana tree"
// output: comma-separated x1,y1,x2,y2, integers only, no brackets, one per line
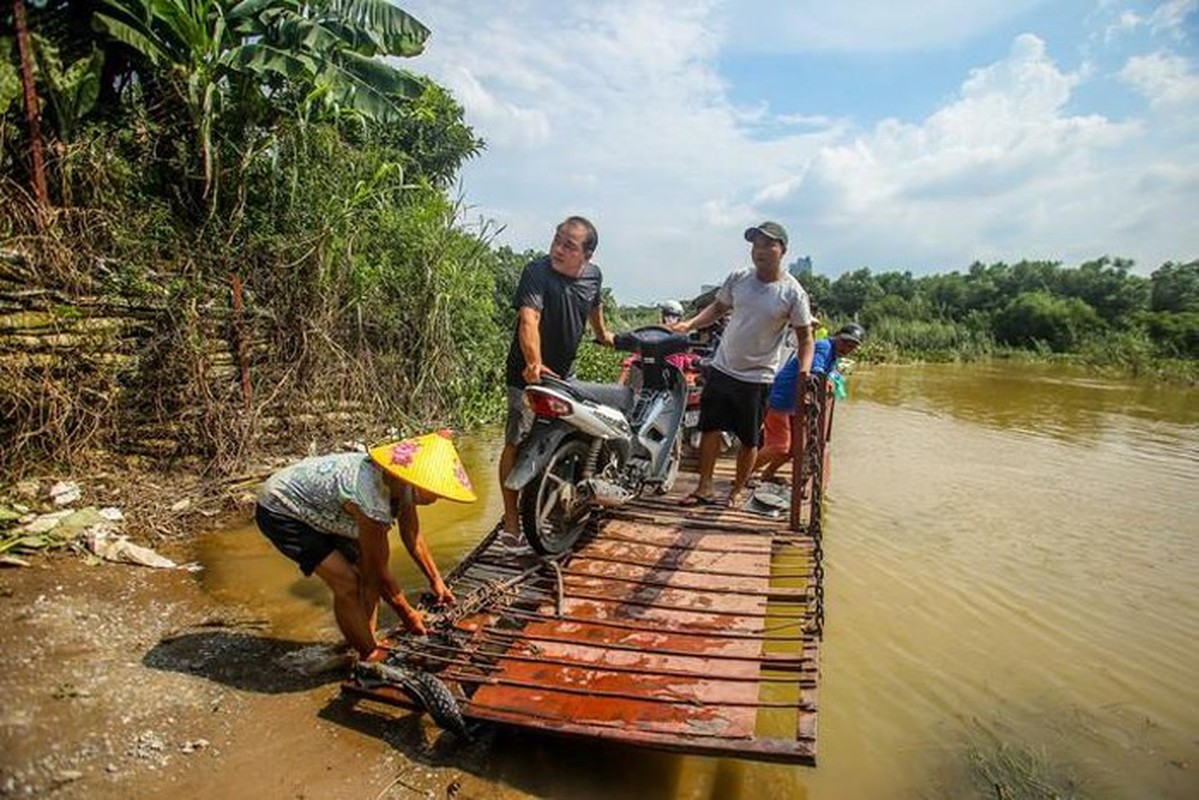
92,0,432,187
92,0,238,200
223,0,429,121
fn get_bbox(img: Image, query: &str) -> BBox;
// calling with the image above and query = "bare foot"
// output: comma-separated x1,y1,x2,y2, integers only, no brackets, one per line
726,490,745,508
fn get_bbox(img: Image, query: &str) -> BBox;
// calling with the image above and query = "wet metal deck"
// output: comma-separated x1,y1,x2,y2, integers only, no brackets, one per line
345,386,832,765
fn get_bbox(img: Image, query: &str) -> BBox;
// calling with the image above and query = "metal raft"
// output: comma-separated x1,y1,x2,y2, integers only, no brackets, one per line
344,380,835,765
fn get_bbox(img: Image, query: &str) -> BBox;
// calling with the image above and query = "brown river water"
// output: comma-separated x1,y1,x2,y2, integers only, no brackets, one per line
198,362,1199,799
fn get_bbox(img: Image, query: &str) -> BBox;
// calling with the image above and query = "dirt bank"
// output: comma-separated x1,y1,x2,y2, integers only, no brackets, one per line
0,470,523,800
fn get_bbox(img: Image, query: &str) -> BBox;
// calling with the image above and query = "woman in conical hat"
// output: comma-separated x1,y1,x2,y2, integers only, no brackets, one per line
255,429,476,662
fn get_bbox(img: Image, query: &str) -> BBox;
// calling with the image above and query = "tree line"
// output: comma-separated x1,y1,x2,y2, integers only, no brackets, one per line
790,258,1198,366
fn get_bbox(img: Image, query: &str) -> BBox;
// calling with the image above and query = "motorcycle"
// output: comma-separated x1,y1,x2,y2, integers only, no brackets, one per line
504,326,693,555
680,352,738,456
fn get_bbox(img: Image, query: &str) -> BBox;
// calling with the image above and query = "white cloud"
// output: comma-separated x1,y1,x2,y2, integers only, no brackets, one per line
1148,0,1199,37
787,34,1199,272
1120,50,1199,107
401,1,1199,304
1101,0,1196,44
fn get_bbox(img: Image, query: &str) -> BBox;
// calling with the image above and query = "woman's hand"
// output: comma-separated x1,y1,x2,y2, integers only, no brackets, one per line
430,579,456,607
386,594,427,635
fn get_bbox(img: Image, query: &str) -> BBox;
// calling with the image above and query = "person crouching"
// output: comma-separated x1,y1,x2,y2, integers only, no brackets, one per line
254,430,477,662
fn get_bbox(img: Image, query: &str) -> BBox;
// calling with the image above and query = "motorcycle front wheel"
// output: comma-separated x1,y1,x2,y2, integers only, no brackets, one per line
519,439,593,555
654,436,683,495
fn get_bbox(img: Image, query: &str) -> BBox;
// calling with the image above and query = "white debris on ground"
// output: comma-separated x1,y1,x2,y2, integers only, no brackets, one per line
1,479,196,570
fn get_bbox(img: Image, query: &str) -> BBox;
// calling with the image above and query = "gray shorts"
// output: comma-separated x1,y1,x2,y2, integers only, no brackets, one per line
504,386,535,446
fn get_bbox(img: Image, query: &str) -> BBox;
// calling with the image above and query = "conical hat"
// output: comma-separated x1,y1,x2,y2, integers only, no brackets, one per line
368,430,477,503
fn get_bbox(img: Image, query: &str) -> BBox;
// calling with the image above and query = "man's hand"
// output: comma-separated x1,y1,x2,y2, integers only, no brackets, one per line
668,319,691,334
594,331,615,347
522,361,559,384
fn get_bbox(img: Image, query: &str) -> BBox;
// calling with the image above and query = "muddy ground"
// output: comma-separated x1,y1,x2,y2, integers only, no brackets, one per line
0,476,541,800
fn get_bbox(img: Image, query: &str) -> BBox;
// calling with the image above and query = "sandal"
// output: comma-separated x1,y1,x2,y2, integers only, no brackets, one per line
679,492,719,507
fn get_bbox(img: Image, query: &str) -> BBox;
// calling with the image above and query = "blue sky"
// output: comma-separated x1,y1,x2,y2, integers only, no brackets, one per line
400,0,1199,305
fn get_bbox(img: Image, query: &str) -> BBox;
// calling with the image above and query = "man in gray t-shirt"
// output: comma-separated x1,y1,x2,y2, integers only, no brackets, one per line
672,221,814,508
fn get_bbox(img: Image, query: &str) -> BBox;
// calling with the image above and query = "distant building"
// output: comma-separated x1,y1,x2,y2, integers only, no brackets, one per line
788,256,813,278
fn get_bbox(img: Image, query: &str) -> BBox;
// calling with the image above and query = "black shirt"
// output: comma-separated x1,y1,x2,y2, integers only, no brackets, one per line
505,255,604,388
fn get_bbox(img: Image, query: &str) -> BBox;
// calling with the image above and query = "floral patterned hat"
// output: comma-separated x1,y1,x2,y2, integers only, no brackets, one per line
368,429,477,503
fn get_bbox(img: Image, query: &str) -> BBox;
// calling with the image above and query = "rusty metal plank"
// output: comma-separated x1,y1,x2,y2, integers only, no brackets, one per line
465,521,771,742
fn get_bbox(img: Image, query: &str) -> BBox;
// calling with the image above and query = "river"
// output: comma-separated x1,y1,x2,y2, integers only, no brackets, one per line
198,362,1199,799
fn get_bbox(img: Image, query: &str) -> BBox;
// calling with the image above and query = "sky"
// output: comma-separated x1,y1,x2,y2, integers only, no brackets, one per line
399,0,1199,305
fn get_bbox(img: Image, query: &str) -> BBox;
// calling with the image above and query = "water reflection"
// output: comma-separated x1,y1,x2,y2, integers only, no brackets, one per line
198,365,1199,799
196,434,507,641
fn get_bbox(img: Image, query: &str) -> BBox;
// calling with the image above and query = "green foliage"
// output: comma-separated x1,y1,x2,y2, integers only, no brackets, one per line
793,257,1194,375
866,316,993,360
87,0,437,210
574,341,623,384
1140,310,1199,359
1150,260,1199,313
994,291,1103,352
828,267,884,317
30,36,105,144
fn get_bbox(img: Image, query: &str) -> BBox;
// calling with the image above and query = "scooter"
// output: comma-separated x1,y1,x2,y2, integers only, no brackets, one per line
504,326,692,555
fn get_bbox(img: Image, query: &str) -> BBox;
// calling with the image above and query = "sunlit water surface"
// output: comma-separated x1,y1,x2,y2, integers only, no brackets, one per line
199,362,1199,799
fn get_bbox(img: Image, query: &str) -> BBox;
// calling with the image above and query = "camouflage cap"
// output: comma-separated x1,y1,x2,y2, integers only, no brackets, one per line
743,221,788,246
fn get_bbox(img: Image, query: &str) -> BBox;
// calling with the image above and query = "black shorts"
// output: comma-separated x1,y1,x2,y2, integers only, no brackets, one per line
255,504,360,576
698,368,770,448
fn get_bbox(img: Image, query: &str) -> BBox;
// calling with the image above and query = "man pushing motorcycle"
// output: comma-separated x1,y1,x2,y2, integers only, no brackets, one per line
670,221,815,509
497,216,615,545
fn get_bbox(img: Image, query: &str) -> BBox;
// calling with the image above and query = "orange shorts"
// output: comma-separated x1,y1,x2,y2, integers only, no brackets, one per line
760,408,793,460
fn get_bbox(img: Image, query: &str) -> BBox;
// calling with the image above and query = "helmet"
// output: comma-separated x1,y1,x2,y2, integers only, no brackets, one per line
835,323,866,344
659,300,684,322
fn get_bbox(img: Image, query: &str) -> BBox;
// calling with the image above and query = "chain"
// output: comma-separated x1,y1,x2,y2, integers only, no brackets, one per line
801,377,827,639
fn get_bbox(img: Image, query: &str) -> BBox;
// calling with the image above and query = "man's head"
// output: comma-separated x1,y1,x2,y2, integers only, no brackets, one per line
833,322,865,355
550,216,598,275
743,221,788,275
659,300,684,325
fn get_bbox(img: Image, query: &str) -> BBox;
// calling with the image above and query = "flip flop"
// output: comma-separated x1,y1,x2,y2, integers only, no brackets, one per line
679,493,719,507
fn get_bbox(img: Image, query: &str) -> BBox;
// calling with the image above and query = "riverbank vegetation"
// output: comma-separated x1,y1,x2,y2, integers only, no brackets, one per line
1,0,512,474
2,2,1195,478
793,259,1199,381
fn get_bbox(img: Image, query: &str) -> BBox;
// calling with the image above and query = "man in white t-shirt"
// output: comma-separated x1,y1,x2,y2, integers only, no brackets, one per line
672,221,814,508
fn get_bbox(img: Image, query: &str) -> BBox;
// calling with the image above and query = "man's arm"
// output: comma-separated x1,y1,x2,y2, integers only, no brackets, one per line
396,502,454,605
589,304,614,347
793,323,815,376
518,306,554,385
672,300,730,334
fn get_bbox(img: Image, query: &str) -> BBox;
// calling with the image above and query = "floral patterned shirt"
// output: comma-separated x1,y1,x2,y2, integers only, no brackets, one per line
258,453,412,538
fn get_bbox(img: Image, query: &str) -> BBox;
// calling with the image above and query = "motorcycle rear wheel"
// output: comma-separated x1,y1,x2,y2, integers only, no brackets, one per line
519,439,593,555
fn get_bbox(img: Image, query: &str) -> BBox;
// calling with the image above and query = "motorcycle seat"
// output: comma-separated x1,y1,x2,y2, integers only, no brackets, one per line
561,380,636,414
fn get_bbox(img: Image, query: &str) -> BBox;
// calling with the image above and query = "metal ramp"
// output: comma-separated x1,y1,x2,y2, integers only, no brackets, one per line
344,383,833,765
